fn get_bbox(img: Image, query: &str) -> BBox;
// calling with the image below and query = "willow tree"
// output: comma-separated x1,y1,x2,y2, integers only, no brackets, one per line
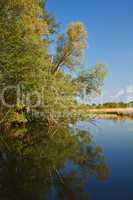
40,22,88,123
0,0,56,122
44,22,107,123
51,22,87,73
0,0,107,124
0,0,50,86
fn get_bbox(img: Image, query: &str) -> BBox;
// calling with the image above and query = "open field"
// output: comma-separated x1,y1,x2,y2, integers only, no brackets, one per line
87,108,133,114
84,108,133,120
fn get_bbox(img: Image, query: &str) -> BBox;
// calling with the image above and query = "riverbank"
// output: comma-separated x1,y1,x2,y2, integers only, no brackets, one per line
75,107,133,121
87,108,133,120
87,108,133,113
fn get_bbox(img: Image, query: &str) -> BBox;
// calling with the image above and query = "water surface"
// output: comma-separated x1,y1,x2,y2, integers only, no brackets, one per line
0,119,133,200
77,119,133,200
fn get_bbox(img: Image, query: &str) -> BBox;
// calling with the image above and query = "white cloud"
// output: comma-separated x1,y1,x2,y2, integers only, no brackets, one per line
91,84,133,104
114,89,125,98
109,86,133,102
126,85,133,94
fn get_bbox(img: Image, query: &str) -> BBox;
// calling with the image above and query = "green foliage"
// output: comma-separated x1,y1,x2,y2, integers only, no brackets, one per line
77,64,108,96
2,108,27,124
0,0,107,124
52,22,87,73
0,0,53,94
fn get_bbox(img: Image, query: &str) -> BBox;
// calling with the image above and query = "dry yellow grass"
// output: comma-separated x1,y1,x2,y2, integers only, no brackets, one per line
87,108,133,114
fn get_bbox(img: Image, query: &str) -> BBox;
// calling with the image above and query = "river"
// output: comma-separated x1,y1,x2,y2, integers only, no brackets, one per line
75,119,133,200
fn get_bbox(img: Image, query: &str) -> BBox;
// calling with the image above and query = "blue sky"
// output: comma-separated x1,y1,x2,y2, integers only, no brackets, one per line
47,0,133,103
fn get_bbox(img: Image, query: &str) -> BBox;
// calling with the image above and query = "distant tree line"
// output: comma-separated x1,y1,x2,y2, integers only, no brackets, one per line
90,101,133,108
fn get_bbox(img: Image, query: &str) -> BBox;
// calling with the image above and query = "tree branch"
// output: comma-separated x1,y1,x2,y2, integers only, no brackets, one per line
52,49,73,74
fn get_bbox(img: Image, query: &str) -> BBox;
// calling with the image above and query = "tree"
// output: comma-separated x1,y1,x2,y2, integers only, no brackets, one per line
51,22,87,73
0,0,56,122
0,0,107,125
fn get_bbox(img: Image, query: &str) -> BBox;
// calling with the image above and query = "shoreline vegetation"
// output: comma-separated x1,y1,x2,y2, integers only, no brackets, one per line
75,101,133,120
75,107,133,121
90,108,133,120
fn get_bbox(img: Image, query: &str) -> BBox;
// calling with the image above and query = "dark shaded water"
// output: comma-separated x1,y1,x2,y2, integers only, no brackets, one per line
0,119,133,200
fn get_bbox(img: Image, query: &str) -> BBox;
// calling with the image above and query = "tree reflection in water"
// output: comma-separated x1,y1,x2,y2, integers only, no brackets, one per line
0,122,110,200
